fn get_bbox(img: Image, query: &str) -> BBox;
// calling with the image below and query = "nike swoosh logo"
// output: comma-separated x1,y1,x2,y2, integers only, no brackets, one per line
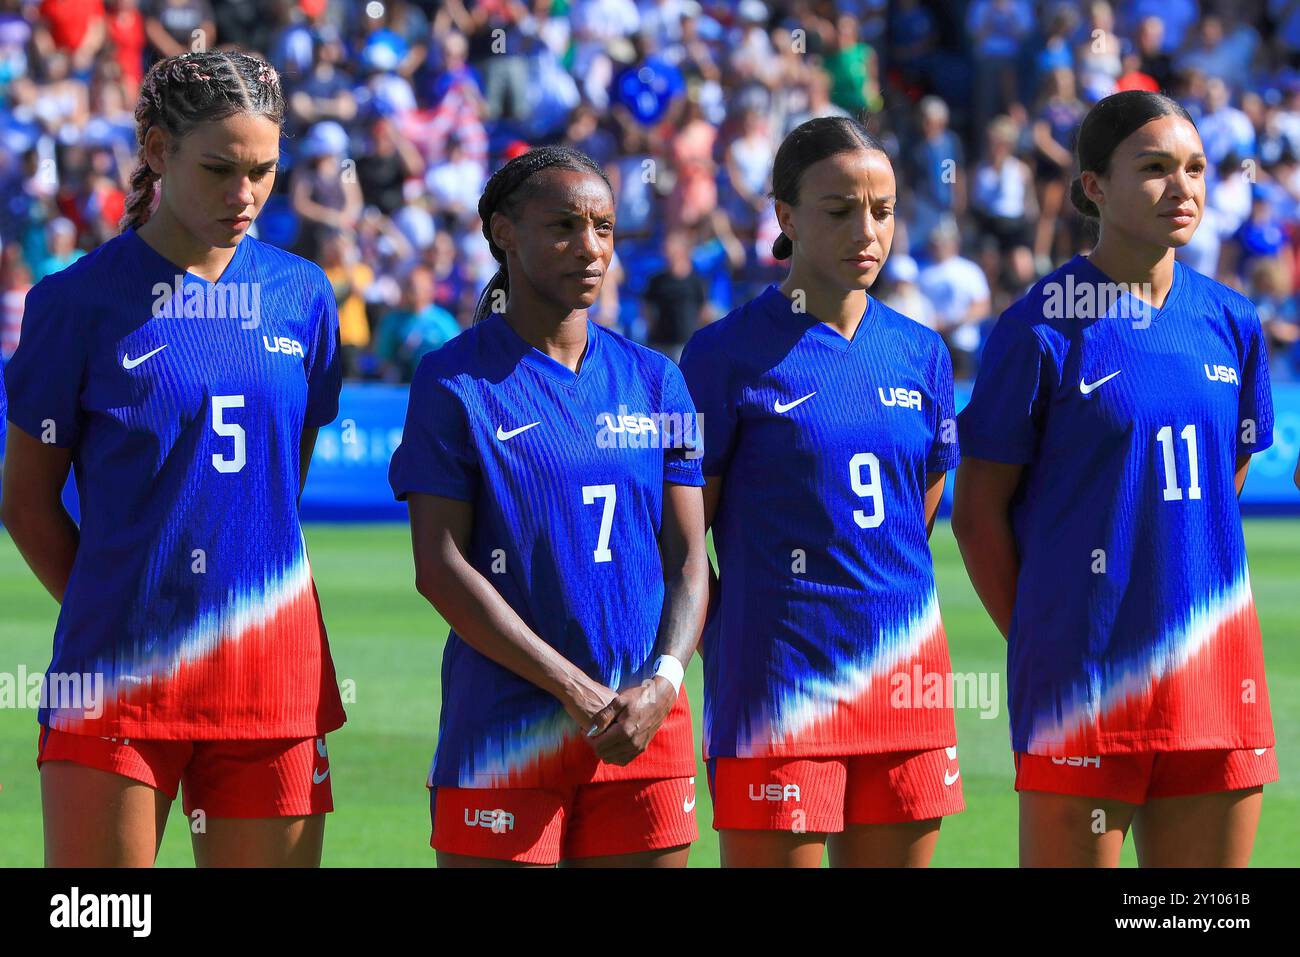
313,767,330,785
1255,748,1268,756
944,769,960,786
1079,370,1121,394
683,795,696,813
774,391,817,413
122,344,168,369
496,422,540,441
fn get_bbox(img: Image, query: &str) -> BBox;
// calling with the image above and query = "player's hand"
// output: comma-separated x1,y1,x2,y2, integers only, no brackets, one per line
587,677,677,766
561,676,619,733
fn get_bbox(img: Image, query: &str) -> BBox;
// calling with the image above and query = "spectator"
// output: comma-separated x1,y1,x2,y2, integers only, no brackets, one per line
918,219,990,377
969,115,1036,288
320,231,375,380
291,121,364,262
643,229,706,360
879,254,936,329
823,13,881,117
143,0,214,64
1031,68,1085,268
905,96,966,253
37,0,106,76
723,107,774,241
966,0,1033,130
667,95,717,232
375,264,461,382
33,217,85,281
105,0,146,94
425,134,485,224
1199,77,1257,167
1253,255,1300,379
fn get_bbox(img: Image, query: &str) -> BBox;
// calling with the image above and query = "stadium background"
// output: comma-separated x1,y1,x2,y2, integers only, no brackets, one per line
1,0,1299,865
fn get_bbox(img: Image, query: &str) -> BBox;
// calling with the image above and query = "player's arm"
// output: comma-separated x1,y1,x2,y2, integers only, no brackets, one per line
924,470,946,538
951,457,1023,640
406,492,619,732
1235,452,1252,498
0,425,80,603
589,482,709,766
700,475,723,640
298,426,320,500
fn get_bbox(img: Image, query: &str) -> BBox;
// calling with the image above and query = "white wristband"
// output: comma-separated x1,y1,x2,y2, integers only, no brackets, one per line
652,655,684,695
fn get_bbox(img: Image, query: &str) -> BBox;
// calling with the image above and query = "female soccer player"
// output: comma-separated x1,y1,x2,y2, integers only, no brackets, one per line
953,90,1276,867
678,117,964,868
388,146,709,868
1,51,345,867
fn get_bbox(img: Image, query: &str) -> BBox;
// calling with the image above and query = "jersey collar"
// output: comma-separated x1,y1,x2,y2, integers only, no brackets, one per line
127,225,252,286
759,282,877,352
489,312,600,386
1070,254,1184,327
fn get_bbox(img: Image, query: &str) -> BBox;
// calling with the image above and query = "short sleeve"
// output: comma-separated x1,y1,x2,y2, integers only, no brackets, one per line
957,312,1052,464
660,360,705,487
927,339,961,473
3,278,86,448
387,356,478,502
678,328,738,477
1237,304,1274,456
304,277,342,428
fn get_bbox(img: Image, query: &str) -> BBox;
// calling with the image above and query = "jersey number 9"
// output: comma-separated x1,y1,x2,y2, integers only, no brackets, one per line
850,452,885,528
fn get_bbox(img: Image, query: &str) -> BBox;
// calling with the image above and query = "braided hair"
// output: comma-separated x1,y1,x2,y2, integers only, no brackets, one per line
121,51,284,232
471,145,613,325
769,116,887,261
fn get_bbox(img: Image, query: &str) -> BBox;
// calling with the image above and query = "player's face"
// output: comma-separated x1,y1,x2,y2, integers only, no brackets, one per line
151,112,281,249
778,148,896,291
1086,115,1206,249
502,169,616,313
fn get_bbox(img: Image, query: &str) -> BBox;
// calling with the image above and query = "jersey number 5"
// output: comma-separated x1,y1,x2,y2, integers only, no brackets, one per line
211,394,247,474
582,484,617,563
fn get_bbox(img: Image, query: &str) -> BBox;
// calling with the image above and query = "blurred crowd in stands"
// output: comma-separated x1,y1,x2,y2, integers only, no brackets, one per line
5,0,1300,382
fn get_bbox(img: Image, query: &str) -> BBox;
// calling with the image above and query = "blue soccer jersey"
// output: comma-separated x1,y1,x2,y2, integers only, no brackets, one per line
958,255,1274,755
4,228,345,738
388,313,704,788
679,283,961,759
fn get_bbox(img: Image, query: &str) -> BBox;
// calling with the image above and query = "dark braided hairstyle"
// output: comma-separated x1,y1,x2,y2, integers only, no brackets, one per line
471,145,613,325
121,50,285,232
769,116,888,261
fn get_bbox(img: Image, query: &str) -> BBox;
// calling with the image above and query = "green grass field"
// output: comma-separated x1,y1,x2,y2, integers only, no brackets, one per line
1,520,1297,867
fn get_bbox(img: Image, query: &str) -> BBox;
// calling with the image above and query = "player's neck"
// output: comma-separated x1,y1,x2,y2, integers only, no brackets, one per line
502,296,590,374
1085,235,1176,307
779,272,869,340
136,210,238,284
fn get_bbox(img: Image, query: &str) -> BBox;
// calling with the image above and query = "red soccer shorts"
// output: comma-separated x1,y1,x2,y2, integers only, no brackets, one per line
1014,748,1279,803
431,775,699,865
37,726,334,818
708,747,965,831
